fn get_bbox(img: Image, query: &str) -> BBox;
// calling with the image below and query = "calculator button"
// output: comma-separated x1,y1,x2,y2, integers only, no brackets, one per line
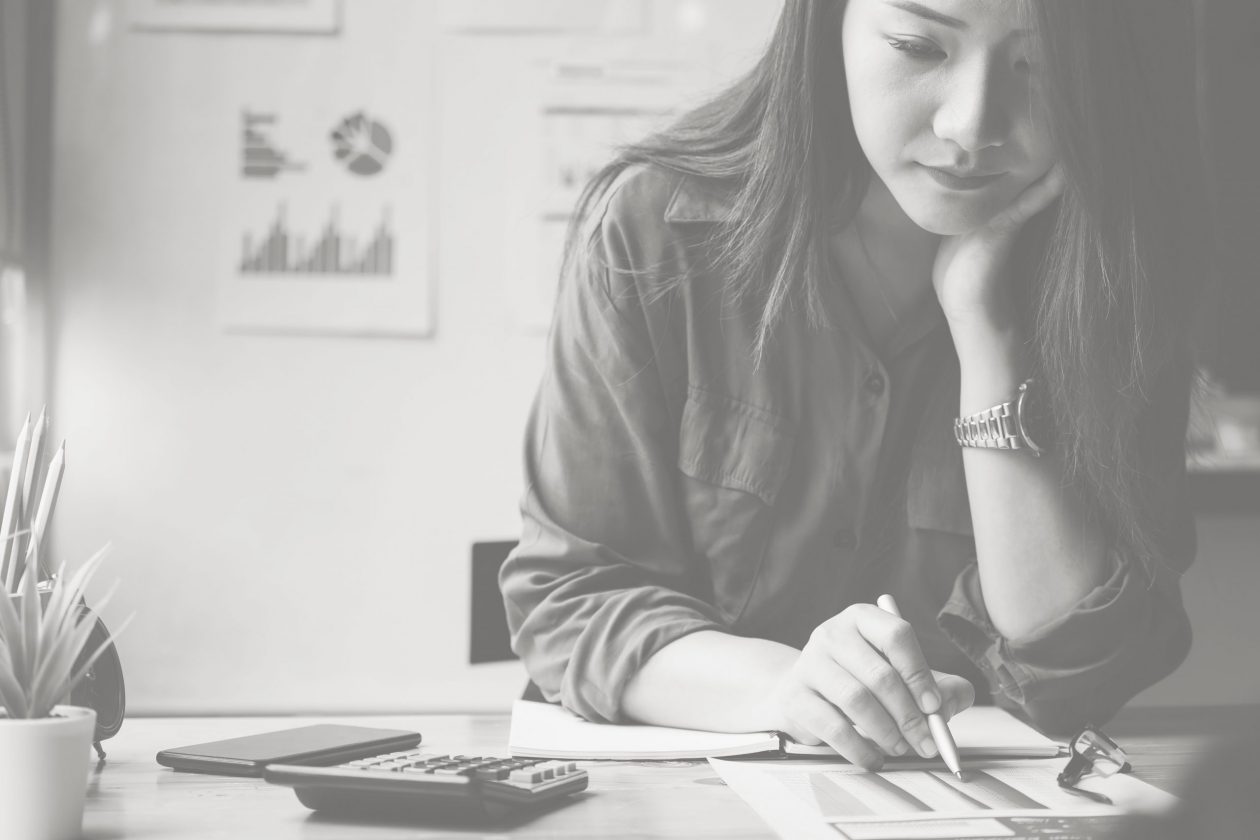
509,769,544,784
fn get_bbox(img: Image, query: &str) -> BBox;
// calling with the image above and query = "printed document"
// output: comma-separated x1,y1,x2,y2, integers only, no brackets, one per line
709,757,1177,840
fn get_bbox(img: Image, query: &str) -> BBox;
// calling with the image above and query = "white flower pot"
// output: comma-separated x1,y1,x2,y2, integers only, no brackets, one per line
0,705,96,840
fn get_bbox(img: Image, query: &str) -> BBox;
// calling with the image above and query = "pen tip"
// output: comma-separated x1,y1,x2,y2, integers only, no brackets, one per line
955,771,964,781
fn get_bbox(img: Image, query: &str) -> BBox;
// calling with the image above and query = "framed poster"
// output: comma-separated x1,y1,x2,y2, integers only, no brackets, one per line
211,10,435,337
442,0,648,35
511,48,709,331
129,0,341,35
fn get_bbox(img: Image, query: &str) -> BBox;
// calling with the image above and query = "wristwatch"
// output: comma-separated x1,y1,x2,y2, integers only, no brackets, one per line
953,378,1049,457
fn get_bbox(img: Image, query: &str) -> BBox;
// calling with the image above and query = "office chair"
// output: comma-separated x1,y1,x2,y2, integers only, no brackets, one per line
469,541,546,702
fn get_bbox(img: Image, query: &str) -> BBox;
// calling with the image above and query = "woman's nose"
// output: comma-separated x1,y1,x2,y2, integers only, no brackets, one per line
932,56,1012,154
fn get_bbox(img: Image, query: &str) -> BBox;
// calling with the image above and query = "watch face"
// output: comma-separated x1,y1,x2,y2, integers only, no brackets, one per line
1016,380,1052,454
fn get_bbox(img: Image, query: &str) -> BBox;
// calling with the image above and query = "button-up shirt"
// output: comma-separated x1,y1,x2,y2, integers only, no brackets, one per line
501,165,1195,737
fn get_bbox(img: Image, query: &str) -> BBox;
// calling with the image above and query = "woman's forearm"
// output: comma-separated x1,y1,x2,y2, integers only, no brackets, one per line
621,630,798,732
951,323,1109,641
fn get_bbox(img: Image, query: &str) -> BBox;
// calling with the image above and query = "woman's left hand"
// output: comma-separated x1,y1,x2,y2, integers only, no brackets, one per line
932,164,1065,330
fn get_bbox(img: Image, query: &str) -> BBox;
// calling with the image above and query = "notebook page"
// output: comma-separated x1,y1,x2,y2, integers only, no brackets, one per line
509,700,780,760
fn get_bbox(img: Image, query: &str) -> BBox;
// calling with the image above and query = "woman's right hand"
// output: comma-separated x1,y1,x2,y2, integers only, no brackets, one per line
767,604,976,770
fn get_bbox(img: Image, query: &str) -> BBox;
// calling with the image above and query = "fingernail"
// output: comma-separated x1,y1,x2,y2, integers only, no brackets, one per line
919,737,938,758
893,739,910,756
920,691,940,714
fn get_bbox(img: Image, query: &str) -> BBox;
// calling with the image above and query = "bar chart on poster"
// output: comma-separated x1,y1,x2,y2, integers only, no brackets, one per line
238,205,394,277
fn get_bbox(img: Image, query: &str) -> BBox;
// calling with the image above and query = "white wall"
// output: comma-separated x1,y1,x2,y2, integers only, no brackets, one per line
48,0,779,714
45,0,1258,715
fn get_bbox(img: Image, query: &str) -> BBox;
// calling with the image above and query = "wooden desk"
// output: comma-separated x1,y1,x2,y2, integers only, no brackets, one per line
82,706,1256,839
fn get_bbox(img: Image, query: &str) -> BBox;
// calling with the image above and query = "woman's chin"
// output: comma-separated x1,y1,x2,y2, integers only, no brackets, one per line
898,198,1001,237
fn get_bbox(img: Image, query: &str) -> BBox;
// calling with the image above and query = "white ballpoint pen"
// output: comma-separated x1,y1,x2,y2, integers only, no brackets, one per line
876,593,964,780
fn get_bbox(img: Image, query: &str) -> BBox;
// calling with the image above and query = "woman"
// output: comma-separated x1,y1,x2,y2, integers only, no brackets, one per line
501,0,1204,770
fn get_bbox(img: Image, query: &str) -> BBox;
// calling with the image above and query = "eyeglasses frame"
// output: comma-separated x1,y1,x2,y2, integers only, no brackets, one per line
1056,725,1132,806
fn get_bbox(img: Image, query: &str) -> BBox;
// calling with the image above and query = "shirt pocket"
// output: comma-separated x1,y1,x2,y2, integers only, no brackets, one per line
676,386,795,624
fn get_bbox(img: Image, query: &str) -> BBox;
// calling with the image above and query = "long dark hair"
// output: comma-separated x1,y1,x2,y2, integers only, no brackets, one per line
564,0,1206,569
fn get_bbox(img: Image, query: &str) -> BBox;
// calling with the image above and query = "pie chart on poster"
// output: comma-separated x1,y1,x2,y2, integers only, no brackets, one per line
331,112,393,176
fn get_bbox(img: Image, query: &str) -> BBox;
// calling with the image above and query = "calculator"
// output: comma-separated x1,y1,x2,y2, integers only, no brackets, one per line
263,750,589,821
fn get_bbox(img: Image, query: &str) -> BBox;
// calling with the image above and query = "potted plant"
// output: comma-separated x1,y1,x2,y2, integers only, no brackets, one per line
0,410,125,840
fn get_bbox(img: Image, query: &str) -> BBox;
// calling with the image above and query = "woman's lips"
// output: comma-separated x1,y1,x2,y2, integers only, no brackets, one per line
919,164,1006,191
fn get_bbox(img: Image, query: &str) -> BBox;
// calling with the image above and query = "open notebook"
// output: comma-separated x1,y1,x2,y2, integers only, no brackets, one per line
509,700,1062,761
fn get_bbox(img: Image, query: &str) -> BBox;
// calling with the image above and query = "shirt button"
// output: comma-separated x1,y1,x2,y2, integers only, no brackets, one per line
832,528,857,550
865,373,886,396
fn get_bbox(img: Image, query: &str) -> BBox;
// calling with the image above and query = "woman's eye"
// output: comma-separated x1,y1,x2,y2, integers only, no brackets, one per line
886,37,944,60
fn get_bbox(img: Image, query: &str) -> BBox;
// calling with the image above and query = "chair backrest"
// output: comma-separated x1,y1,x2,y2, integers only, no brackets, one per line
469,540,519,665
469,541,549,702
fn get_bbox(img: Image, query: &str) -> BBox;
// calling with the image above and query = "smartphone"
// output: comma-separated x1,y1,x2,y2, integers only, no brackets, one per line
156,724,422,777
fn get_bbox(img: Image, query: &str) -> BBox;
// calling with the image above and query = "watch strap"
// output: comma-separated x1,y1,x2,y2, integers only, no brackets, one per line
954,397,1024,451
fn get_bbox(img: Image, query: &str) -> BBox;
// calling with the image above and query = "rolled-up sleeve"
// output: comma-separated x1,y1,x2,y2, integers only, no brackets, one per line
937,355,1196,737
500,182,725,723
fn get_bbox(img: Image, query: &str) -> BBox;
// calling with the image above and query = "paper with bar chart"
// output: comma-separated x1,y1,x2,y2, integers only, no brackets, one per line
710,758,1177,840
215,6,434,337
239,205,394,277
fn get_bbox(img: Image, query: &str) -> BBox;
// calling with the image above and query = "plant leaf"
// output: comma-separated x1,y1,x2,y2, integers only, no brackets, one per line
27,587,114,717
28,619,94,717
57,611,133,711
0,530,18,594
55,544,111,608
0,581,21,648
0,578,28,693
43,546,110,657
0,640,29,717
36,559,70,650
0,415,32,590
20,544,42,687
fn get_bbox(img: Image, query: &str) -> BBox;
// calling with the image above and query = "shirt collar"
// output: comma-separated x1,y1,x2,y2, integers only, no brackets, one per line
663,175,737,224
663,171,946,354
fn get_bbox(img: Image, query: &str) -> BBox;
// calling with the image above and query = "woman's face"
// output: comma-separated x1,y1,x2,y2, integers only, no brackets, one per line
841,0,1057,235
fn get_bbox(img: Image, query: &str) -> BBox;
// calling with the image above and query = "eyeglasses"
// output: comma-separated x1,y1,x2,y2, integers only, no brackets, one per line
1057,726,1131,806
